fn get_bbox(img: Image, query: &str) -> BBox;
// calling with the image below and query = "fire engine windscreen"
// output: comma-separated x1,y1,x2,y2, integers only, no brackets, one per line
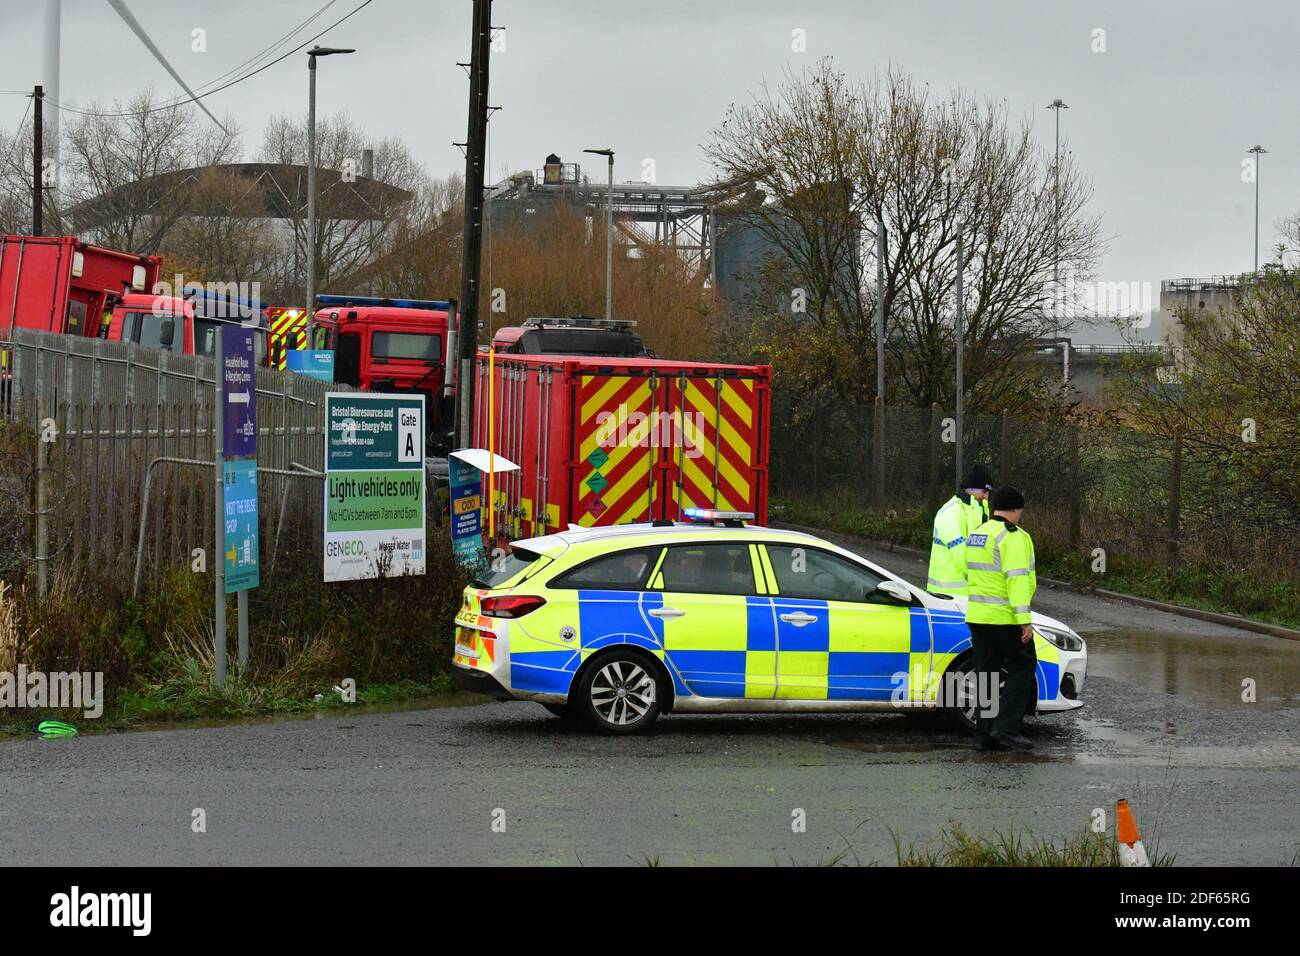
121,312,184,353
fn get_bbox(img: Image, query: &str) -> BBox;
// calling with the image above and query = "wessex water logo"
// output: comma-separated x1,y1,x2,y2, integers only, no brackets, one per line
49,886,151,936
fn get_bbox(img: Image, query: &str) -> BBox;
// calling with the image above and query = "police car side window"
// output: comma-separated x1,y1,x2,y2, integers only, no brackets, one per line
549,547,659,591
766,546,888,604
658,543,757,596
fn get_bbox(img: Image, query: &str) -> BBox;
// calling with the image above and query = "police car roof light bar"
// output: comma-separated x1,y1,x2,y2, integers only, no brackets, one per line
683,508,754,526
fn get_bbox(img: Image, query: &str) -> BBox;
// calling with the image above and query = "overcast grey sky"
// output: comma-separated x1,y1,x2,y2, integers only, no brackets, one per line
2,0,1296,342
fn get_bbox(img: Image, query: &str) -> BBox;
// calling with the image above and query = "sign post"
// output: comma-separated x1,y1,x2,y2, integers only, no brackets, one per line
217,325,259,685
324,393,426,581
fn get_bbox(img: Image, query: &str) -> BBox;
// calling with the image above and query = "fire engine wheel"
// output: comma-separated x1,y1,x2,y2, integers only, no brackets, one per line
576,650,662,735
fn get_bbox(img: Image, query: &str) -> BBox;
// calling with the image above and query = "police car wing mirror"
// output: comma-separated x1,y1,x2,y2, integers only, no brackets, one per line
875,580,913,604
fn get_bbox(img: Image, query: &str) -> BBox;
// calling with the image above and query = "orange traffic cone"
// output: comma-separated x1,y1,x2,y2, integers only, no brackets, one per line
1116,798,1150,867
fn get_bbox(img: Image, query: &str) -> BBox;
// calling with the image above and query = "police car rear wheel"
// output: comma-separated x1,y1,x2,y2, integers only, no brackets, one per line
578,652,661,735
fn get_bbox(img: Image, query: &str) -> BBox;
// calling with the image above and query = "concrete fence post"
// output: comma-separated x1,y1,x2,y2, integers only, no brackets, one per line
1068,425,1082,548
929,402,942,507
873,395,885,506
1169,426,1183,567
35,394,49,597
1000,408,1010,480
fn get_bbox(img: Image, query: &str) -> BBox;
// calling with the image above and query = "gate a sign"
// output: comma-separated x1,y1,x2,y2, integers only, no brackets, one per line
324,393,426,582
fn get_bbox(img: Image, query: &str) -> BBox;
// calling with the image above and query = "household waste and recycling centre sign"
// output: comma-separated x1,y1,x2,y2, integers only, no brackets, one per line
324,393,426,582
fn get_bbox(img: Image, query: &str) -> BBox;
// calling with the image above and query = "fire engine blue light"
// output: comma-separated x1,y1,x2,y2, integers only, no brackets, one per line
315,294,450,311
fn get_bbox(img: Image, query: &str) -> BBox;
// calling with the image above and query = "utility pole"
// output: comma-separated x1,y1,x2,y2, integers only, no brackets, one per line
955,224,965,487
214,326,227,688
1046,99,1068,312
305,56,316,331
1248,144,1267,272
874,219,886,503
32,86,43,236
455,0,492,450
305,45,355,340
583,148,615,321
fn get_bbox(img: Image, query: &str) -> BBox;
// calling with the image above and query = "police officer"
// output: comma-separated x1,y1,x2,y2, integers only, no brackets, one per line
927,464,993,595
964,484,1037,752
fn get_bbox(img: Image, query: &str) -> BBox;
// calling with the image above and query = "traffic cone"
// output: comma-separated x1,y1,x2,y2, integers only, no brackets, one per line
1116,798,1150,867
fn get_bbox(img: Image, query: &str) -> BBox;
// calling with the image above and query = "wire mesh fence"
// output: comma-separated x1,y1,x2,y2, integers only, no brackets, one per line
0,329,364,590
769,389,1298,581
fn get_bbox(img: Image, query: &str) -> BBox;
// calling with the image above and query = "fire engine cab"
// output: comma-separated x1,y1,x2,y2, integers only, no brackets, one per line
311,294,456,445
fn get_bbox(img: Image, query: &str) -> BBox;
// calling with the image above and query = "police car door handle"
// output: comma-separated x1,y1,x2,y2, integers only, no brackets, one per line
780,611,818,626
649,607,685,619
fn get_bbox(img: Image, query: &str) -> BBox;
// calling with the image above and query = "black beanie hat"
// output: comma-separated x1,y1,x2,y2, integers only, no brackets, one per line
991,485,1026,511
963,464,993,490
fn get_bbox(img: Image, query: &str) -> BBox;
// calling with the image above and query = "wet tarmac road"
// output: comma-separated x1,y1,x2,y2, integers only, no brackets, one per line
1,535,1297,866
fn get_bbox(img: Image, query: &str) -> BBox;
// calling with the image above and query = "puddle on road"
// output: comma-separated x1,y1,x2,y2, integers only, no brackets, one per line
1083,628,1300,710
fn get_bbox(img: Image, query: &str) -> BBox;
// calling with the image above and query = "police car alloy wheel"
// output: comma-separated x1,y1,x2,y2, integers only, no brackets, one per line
578,651,661,734
947,659,1009,734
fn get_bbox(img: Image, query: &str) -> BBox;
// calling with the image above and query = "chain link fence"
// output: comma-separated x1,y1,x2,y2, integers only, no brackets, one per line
769,389,1297,580
0,329,362,590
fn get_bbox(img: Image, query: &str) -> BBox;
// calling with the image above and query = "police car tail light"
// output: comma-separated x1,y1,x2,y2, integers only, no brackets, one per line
480,595,547,618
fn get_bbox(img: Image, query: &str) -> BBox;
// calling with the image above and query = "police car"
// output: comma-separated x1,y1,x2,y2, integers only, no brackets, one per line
452,511,1087,734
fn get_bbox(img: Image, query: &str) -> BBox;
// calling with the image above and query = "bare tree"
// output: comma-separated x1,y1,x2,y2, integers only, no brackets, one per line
0,112,36,235
706,60,1104,416
257,111,423,303
58,89,240,251
158,166,279,289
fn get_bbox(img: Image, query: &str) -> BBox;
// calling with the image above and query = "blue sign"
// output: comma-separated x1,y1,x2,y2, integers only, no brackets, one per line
223,458,259,593
449,456,484,566
287,348,335,382
222,326,257,458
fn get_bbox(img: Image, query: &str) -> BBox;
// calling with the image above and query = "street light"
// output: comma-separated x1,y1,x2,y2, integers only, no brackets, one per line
583,147,615,321
1248,144,1267,272
306,45,355,338
1046,99,1069,312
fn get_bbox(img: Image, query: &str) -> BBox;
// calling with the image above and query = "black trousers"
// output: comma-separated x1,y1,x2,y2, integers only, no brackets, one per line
968,622,1037,738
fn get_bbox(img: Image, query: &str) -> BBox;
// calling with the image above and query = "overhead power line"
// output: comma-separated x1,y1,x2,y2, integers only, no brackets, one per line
31,0,375,121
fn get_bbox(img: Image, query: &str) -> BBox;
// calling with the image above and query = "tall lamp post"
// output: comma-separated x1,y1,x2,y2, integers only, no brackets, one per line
1046,99,1069,312
583,147,615,321
1248,144,1267,272
306,45,355,338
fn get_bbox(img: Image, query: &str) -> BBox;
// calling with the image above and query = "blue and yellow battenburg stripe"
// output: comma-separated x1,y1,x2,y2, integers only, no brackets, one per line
505,595,1061,704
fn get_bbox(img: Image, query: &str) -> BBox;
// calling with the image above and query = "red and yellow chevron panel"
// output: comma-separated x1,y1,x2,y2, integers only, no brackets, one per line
268,308,307,369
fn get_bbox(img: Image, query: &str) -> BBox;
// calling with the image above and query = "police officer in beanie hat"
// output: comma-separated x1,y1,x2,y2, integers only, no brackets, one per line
963,484,1038,751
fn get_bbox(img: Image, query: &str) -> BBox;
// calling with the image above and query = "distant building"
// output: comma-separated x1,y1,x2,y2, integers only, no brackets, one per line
485,151,757,289
1155,274,1255,349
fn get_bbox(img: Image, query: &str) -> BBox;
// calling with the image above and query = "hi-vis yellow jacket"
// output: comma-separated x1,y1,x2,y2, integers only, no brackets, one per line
964,517,1037,625
927,493,989,595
